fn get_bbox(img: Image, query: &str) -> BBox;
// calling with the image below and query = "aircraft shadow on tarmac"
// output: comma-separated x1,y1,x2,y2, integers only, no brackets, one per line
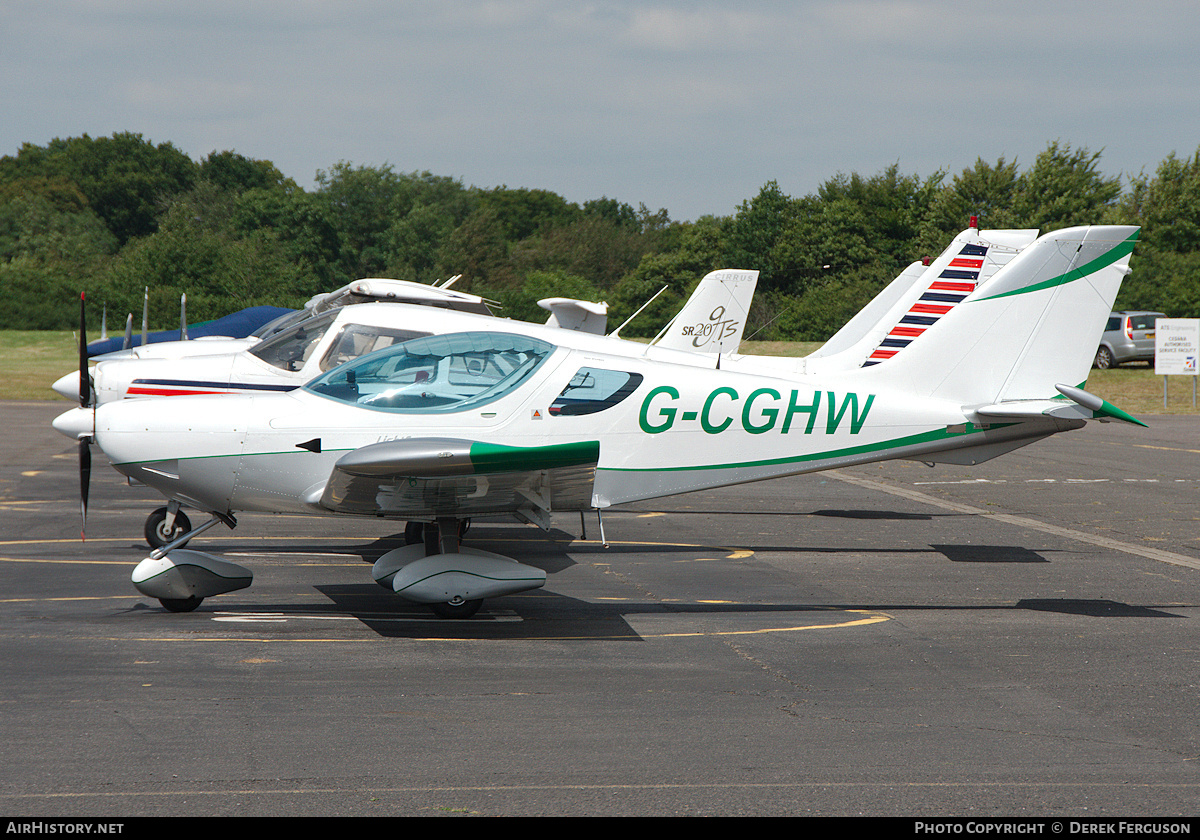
620,507,940,521
110,524,1188,639
143,585,1183,642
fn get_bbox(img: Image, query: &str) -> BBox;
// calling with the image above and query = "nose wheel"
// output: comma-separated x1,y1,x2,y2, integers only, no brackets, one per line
145,506,192,549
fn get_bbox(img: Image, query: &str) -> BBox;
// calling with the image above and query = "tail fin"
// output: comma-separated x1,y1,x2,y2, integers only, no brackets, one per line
875,225,1139,406
805,259,929,361
654,269,759,355
808,226,1038,372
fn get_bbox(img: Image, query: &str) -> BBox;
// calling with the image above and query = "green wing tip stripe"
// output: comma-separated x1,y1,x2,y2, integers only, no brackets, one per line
468,440,600,473
1097,399,1149,428
1054,383,1145,427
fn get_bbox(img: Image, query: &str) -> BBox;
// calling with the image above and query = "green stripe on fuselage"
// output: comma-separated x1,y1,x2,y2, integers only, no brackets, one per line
602,423,1017,475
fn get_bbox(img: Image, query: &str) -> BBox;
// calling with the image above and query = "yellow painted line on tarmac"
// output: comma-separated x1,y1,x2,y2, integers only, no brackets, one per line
0,595,134,604
0,556,132,565
0,537,137,546
644,610,891,638
96,613,893,644
1131,443,1200,454
566,539,754,559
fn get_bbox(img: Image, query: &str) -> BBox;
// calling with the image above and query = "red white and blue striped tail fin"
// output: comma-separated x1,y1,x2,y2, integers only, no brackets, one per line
858,227,1038,367
803,226,1037,374
874,225,1140,406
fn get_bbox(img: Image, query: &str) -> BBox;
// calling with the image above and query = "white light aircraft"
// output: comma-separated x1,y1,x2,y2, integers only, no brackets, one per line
54,268,759,547
53,225,1142,618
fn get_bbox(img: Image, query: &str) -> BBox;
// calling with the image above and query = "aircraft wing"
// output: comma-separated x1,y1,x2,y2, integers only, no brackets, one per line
311,438,600,526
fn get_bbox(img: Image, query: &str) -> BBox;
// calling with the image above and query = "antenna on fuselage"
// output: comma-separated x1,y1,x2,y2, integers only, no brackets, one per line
608,285,668,340
141,287,149,349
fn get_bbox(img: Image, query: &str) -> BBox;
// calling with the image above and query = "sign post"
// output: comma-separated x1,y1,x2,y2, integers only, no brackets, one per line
1154,318,1200,408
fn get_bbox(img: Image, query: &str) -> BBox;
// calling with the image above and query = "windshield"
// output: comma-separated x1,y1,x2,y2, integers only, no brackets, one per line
318,324,429,372
249,310,338,371
305,332,557,413
252,309,308,339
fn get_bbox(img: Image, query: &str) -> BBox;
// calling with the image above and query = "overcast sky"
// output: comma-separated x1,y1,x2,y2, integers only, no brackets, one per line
3,1,1197,222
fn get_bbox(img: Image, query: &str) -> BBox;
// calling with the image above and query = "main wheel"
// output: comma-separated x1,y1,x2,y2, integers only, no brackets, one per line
145,507,192,549
1094,345,1115,370
429,599,483,619
404,521,424,545
159,596,203,613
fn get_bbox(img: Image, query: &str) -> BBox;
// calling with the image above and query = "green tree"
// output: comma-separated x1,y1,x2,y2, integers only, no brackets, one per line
99,181,312,324
511,214,647,290
230,186,339,294
1007,142,1120,229
607,217,725,336
312,163,477,282
1114,147,1200,253
720,180,794,288
916,156,1022,253
0,176,119,329
477,186,581,241
493,269,604,324
0,132,198,244
583,197,639,229
199,150,292,194
435,205,518,291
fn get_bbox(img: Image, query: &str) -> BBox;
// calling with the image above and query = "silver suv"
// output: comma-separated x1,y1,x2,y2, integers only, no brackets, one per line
1094,311,1165,369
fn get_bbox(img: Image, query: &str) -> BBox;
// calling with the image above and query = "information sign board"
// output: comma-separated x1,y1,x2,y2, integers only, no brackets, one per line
1154,318,1199,376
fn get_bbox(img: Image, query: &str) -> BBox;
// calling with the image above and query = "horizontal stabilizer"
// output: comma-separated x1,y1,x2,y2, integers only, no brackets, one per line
540,298,609,334
972,384,1147,427
1054,383,1147,427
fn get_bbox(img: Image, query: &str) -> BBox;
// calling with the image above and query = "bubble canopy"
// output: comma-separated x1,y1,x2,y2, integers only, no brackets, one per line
304,332,557,413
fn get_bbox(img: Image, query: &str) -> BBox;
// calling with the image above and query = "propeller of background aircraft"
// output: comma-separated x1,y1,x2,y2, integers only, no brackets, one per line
76,292,92,539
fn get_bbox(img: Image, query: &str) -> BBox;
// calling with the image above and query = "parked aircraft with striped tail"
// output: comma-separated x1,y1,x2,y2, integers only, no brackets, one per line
52,225,1141,619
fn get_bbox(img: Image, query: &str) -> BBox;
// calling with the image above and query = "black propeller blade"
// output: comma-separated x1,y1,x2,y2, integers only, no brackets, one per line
79,436,91,541
78,292,91,407
77,291,93,539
